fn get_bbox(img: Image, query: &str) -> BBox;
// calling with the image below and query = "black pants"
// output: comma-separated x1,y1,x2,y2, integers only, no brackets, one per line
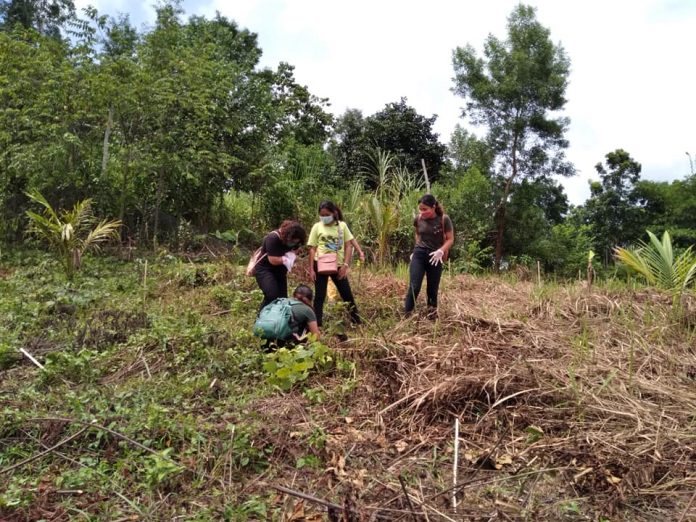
314,263,361,327
404,247,443,312
255,268,287,311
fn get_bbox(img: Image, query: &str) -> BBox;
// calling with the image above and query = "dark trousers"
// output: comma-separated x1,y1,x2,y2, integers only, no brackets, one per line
404,247,443,312
255,268,287,311
313,263,361,327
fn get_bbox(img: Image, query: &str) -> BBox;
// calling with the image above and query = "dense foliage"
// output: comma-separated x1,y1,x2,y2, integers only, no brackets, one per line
1,1,694,277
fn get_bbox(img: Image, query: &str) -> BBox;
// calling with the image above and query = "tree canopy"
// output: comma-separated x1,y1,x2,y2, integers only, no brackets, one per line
452,3,574,269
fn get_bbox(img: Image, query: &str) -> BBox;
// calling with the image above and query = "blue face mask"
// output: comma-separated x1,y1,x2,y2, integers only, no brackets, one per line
320,215,334,225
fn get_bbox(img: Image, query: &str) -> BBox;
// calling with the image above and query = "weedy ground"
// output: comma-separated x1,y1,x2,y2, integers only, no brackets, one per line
1,249,695,521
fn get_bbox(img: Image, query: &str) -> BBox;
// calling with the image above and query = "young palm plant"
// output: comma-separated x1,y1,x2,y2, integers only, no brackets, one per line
25,191,122,280
363,149,401,266
365,195,399,267
614,230,696,299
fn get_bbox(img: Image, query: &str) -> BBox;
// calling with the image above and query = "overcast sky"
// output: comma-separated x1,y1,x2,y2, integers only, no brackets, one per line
75,0,696,204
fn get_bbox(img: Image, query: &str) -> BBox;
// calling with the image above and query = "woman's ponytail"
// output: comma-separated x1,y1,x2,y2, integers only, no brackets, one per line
418,194,444,216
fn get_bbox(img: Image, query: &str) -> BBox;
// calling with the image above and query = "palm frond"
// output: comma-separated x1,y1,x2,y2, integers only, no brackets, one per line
681,259,696,292
615,230,696,296
25,190,59,222
615,246,655,285
82,219,122,251
25,190,122,280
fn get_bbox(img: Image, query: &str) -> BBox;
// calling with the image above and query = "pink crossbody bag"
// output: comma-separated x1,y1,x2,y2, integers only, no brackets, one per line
316,223,344,275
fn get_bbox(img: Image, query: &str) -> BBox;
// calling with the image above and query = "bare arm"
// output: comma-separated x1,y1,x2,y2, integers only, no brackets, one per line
308,246,317,281
350,239,365,262
338,241,353,279
267,255,284,266
306,321,321,340
344,241,353,266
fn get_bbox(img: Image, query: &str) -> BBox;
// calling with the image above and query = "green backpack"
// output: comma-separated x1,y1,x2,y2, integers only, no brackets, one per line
253,298,300,340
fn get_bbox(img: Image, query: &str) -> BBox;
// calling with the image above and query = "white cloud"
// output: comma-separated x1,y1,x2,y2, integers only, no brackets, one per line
76,0,696,204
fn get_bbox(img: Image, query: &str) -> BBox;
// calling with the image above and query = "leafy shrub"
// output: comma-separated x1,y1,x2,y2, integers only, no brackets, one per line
0,343,20,370
263,340,333,390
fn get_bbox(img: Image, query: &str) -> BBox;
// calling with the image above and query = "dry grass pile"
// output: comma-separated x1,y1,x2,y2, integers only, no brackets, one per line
265,274,696,521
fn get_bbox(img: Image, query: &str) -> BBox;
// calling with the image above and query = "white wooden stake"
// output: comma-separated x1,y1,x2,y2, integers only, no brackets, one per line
452,417,460,512
20,348,45,370
421,158,431,193
142,260,148,309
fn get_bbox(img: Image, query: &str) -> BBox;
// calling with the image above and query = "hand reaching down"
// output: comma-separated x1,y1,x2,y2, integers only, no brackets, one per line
429,249,444,266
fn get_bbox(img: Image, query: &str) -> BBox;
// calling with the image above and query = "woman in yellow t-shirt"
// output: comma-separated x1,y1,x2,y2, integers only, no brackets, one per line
307,201,362,328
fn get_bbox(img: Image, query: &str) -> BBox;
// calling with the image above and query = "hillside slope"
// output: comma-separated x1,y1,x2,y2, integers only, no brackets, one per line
1,253,695,520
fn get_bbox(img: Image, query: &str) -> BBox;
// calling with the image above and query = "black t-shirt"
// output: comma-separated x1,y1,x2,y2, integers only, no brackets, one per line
257,231,291,273
414,214,453,251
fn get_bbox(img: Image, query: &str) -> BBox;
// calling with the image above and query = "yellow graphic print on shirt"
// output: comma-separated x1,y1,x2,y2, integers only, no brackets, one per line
307,221,355,266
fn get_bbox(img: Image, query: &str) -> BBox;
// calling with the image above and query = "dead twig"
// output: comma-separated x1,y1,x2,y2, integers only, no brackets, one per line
17,417,191,471
272,484,344,512
0,426,88,474
398,474,419,522
677,489,696,522
19,347,44,370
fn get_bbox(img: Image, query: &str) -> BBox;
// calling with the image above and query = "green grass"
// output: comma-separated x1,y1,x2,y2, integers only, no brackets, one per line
0,250,283,518
2,248,695,521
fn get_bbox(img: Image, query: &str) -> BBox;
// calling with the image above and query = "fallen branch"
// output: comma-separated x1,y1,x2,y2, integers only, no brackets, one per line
272,484,344,512
17,417,190,470
0,426,88,475
209,309,233,317
398,474,418,522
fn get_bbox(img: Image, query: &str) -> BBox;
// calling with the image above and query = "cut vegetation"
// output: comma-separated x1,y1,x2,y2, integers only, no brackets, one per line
1,252,694,521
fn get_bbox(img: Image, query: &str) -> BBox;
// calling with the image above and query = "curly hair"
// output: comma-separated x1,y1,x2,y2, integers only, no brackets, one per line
278,220,307,244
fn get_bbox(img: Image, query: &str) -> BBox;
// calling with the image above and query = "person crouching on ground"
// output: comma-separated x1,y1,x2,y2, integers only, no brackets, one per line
254,285,321,350
404,194,454,319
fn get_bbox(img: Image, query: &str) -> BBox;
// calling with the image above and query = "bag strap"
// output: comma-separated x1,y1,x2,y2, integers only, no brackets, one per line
286,298,303,328
260,230,281,255
251,230,282,271
416,214,447,245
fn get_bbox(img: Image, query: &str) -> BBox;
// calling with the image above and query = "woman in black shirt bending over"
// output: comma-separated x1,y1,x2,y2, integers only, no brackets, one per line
255,220,307,310
404,194,454,318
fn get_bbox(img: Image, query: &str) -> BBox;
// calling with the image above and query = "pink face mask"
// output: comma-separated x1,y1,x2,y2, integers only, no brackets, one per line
420,209,436,220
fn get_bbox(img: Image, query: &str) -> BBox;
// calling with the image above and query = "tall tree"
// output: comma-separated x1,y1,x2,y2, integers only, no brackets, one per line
452,4,574,269
329,99,447,187
504,178,569,261
583,149,642,262
0,0,76,38
634,176,696,247
447,125,494,178
364,98,447,183
329,108,368,185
